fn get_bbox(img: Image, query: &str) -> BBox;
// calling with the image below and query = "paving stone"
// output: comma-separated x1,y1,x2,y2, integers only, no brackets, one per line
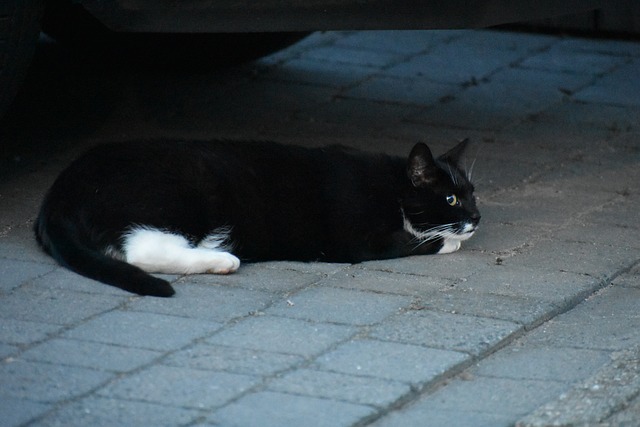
206,315,355,357
0,287,127,326
268,368,411,407
210,391,375,427
505,238,636,281
411,289,558,327
409,68,592,130
64,311,221,351
296,97,421,130
497,118,615,159
382,122,485,153
520,100,640,134
519,47,627,76
0,318,62,346
459,264,602,303
316,268,447,297
29,396,200,427
0,396,51,427
299,44,403,68
554,221,640,251
0,359,112,403
580,193,640,233
343,74,458,106
0,227,55,264
98,364,258,409
370,311,520,356
267,286,412,325
314,339,468,385
456,157,543,193
27,268,142,296
158,78,332,133
574,60,640,107
107,75,243,135
127,283,275,322
600,391,640,426
269,58,375,88
20,338,162,372
0,258,55,292
359,251,494,281
559,285,640,324
456,30,556,54
555,37,640,57
256,260,349,275
383,39,525,84
415,376,568,417
613,265,640,289
0,342,17,359
521,287,640,351
471,346,612,382
373,407,515,427
163,343,304,376
536,160,640,196
462,221,546,255
607,129,640,156
545,152,640,189
471,197,566,229
191,262,325,292
517,344,640,427
336,30,458,55
480,181,616,226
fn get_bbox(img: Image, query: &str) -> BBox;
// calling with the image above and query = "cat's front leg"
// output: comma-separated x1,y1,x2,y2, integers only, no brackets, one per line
437,238,462,254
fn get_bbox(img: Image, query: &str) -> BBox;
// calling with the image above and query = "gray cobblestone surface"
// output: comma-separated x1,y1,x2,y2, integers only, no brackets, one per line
1,29,639,426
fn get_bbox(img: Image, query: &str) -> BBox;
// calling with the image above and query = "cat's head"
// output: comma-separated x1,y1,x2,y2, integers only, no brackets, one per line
401,139,480,248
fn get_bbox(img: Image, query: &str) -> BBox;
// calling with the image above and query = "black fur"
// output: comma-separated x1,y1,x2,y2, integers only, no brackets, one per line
35,139,480,297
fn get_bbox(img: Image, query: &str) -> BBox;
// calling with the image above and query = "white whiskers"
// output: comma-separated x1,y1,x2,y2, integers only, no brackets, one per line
401,208,476,251
409,224,460,250
403,213,456,246
467,156,477,182
447,164,459,187
464,143,481,183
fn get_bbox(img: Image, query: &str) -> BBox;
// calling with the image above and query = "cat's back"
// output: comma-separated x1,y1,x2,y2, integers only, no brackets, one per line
49,139,390,200
50,139,283,186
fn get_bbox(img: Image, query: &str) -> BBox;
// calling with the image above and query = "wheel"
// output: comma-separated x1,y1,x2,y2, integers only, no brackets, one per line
0,0,45,117
42,0,308,69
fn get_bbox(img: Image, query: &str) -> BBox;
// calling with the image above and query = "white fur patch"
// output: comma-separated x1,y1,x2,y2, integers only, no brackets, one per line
402,209,476,255
437,238,462,254
122,226,240,275
436,226,476,254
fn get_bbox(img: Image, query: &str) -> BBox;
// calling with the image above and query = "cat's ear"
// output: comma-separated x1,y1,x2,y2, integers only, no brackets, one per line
408,143,438,187
439,138,469,166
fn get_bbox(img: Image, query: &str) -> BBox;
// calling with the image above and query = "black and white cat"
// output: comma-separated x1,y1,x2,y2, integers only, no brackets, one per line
35,139,480,297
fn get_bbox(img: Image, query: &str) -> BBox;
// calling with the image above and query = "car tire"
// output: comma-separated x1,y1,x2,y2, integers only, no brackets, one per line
0,0,45,117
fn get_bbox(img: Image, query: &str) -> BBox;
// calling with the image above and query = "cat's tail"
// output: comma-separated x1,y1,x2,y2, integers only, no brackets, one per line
34,216,175,297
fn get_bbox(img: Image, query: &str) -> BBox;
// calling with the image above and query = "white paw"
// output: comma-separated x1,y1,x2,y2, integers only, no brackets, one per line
438,238,462,254
206,252,240,275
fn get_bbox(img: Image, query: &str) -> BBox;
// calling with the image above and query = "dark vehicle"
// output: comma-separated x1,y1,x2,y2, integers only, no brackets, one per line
0,0,613,117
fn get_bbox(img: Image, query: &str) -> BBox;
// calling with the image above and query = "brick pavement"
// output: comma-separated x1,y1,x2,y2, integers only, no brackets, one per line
1,29,639,426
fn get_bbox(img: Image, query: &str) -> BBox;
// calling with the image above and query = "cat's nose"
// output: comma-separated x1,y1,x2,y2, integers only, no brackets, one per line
471,212,481,224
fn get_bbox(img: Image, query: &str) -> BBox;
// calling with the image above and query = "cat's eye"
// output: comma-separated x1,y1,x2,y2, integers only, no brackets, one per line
446,195,460,206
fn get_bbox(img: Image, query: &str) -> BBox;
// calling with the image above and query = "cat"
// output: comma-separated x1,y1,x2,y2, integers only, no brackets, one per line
34,138,480,297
